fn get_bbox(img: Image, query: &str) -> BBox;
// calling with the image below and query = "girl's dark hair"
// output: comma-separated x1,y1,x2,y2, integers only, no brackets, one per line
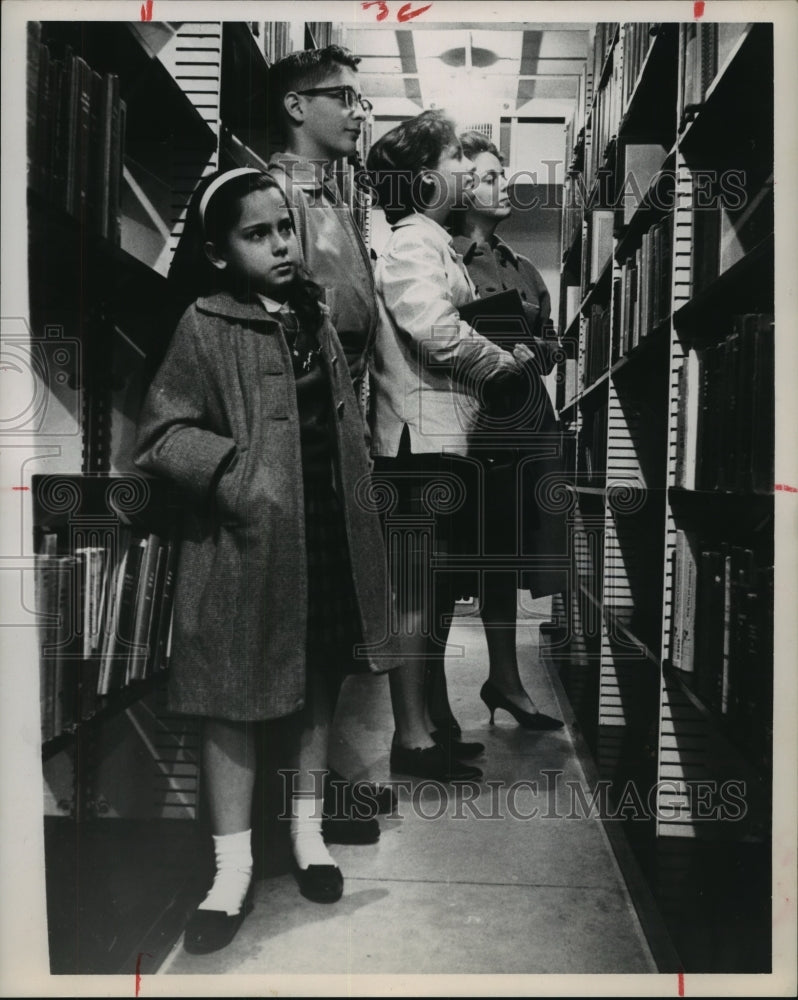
458,130,503,164
167,170,324,332
365,110,460,225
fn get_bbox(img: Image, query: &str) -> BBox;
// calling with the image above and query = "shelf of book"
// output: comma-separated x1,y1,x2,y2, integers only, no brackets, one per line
590,23,620,114
220,22,271,163
555,16,774,873
619,23,678,141
560,369,610,416
579,251,614,315
24,13,378,973
671,233,774,331
41,672,168,764
678,23,769,152
611,315,671,375
662,663,772,782
614,148,675,262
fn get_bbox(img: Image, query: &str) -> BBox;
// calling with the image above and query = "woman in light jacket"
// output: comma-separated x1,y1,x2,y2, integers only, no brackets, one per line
366,111,557,783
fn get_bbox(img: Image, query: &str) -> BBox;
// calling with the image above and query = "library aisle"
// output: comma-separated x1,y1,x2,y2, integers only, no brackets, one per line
161,599,661,976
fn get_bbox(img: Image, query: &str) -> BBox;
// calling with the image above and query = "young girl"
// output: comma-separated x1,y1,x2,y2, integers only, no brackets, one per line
135,168,403,954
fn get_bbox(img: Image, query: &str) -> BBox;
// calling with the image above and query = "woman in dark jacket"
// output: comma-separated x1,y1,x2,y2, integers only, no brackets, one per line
444,130,567,732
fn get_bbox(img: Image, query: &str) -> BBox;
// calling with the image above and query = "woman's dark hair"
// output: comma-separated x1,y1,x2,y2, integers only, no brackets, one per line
268,44,361,137
365,110,460,225
458,130,503,164
167,170,324,332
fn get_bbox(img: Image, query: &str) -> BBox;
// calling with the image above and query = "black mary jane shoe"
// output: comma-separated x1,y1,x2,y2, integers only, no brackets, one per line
390,737,482,781
430,729,485,759
294,862,344,903
183,888,254,955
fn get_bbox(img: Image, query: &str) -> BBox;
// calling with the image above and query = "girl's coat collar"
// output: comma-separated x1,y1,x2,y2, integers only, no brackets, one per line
196,291,277,323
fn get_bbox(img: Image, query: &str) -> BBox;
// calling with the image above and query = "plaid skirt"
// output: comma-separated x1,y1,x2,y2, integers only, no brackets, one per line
304,474,365,681
371,449,482,599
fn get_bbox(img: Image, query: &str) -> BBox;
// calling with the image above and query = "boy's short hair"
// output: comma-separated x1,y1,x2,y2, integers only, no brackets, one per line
269,45,361,130
366,110,460,225
458,130,503,164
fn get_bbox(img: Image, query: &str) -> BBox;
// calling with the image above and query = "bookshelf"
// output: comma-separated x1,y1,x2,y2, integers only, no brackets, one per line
551,21,775,971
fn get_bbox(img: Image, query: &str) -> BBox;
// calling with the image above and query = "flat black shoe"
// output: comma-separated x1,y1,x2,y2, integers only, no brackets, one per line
390,739,482,781
183,888,254,955
294,862,344,903
428,714,462,740
325,768,397,817
480,680,564,730
322,816,380,845
431,730,485,759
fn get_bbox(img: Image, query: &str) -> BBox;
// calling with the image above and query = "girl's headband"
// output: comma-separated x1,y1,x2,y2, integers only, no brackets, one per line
199,168,263,229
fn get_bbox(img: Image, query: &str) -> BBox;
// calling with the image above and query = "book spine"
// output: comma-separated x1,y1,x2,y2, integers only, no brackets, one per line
49,57,66,209
152,535,178,674
129,534,163,681
27,23,41,190
680,534,698,673
35,555,60,743
751,315,775,494
117,538,146,687
97,531,131,696
64,50,81,215
110,95,126,245
719,546,732,714
670,536,684,668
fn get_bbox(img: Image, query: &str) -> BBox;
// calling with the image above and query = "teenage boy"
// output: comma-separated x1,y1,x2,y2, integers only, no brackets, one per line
268,45,378,398
268,46,391,839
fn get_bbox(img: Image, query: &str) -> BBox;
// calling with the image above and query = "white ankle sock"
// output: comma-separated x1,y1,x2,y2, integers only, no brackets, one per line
291,796,335,870
198,829,253,915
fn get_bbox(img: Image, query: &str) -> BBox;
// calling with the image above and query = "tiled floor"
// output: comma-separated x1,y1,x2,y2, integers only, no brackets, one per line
161,598,658,976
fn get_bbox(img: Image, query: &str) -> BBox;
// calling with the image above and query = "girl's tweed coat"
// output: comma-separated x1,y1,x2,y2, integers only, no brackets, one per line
135,291,404,720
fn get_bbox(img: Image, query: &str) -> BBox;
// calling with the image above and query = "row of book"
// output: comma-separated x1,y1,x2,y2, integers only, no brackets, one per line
580,209,614,293
679,23,748,127
583,302,611,390
669,531,773,761
26,22,126,241
612,214,673,361
560,174,583,264
589,23,619,104
674,314,774,495
36,529,177,743
621,23,657,111
584,42,622,196
577,404,608,487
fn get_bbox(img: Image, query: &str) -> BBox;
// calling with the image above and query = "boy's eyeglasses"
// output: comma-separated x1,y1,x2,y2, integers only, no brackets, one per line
296,85,373,116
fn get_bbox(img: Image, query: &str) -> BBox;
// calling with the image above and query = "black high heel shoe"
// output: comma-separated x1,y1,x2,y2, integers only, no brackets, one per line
480,681,564,731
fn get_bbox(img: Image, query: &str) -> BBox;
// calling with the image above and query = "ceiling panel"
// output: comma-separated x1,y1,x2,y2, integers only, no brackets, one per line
344,24,590,113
